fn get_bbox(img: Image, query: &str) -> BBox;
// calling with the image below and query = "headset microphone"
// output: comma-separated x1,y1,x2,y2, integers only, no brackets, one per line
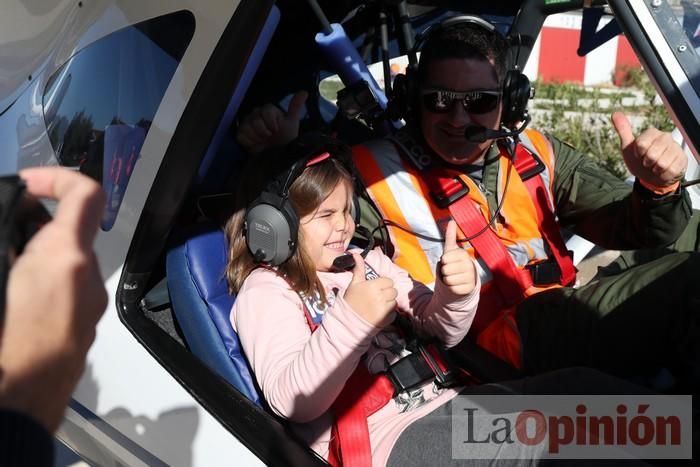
464,126,513,143
464,115,531,143
331,225,375,272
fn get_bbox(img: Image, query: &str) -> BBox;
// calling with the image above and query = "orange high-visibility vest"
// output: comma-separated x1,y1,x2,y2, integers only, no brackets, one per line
352,129,569,367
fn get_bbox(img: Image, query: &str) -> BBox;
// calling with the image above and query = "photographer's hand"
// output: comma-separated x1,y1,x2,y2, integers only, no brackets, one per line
0,167,107,433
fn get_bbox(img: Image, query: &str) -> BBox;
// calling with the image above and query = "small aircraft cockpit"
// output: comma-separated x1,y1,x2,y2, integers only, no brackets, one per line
1,0,699,465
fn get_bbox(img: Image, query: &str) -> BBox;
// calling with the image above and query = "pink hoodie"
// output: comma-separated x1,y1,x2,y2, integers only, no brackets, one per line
230,248,480,467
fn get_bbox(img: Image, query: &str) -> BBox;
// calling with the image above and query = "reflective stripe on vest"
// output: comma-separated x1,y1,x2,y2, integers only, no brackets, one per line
352,129,560,290
354,130,568,367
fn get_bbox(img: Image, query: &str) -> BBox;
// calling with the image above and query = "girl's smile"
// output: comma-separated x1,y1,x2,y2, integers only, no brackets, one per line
299,181,355,272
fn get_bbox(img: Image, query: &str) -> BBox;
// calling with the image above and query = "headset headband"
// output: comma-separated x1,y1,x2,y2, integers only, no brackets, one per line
244,134,358,266
275,151,332,201
411,15,498,59
265,135,352,200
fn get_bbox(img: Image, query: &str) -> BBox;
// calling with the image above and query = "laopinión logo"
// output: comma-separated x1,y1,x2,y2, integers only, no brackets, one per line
451,395,692,460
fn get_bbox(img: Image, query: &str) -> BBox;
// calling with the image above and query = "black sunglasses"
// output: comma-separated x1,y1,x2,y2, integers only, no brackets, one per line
420,88,501,114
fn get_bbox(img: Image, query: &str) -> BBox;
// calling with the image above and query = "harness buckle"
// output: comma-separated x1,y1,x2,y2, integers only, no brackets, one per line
384,343,457,394
525,259,562,285
385,352,434,394
430,176,470,209
515,150,546,181
418,343,458,388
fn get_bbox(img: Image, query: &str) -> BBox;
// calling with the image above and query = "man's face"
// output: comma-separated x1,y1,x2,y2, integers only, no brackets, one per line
419,57,502,165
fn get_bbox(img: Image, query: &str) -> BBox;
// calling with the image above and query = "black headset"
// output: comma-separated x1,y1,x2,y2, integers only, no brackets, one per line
389,15,532,129
244,134,361,266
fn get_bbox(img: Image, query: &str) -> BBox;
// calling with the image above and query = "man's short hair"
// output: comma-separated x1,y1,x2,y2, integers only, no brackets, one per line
416,21,509,85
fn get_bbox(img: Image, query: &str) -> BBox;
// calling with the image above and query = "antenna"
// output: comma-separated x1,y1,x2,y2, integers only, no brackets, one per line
306,0,332,35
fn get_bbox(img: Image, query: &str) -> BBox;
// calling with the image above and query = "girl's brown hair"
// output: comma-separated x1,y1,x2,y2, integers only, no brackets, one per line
225,144,354,301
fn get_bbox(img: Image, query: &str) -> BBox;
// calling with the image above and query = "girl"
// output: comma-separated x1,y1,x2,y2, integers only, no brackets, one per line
225,135,480,467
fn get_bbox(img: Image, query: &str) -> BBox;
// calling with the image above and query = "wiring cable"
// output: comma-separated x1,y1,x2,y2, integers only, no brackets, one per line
372,148,516,245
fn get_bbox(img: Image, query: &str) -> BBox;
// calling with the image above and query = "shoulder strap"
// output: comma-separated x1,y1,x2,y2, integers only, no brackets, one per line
271,275,391,467
289,259,392,467
511,143,577,286
425,167,533,303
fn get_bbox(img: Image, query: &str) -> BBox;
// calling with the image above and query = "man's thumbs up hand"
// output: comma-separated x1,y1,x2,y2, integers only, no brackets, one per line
439,220,477,296
612,111,686,188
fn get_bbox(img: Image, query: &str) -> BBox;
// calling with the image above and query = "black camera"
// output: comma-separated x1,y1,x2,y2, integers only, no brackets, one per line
0,175,52,322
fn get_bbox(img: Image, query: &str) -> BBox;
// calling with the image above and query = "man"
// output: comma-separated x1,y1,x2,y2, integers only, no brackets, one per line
236,17,699,390
0,168,107,466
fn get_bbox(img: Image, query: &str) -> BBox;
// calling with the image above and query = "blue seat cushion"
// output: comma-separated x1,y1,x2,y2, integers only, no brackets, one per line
167,223,261,405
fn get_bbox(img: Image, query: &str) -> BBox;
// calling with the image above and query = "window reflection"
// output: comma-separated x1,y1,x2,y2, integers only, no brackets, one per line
43,10,195,230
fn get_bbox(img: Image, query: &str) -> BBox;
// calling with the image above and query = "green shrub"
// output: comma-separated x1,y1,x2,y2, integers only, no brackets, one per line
530,74,673,179
320,79,344,102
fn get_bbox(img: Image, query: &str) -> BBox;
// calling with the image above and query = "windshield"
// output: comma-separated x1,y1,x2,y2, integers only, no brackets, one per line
663,1,700,95
618,0,700,162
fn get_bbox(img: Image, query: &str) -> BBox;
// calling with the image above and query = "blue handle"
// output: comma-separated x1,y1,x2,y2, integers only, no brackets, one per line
315,23,388,109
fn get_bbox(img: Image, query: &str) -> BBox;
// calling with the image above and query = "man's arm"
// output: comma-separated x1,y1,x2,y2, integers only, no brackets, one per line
236,91,307,153
552,134,692,249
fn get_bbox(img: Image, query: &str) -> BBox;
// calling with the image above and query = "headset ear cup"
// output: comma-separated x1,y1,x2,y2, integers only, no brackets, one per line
406,67,418,124
389,73,409,121
389,69,419,123
281,200,300,259
501,70,531,127
245,195,299,266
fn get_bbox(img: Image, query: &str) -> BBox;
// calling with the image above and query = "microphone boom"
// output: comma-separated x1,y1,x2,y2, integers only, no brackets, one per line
464,115,531,143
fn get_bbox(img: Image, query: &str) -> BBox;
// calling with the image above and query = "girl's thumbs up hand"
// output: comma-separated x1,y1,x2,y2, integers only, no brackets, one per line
343,254,397,328
439,220,477,297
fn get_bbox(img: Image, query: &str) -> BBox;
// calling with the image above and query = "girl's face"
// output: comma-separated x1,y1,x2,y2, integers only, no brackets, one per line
299,181,355,272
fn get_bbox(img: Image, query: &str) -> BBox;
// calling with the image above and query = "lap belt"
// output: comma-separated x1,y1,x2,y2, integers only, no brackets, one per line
328,334,523,466
327,342,461,467
328,367,395,467
328,341,467,467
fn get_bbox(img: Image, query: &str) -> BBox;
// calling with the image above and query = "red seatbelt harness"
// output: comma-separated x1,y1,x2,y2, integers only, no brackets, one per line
425,141,576,368
261,261,394,466
511,144,576,287
289,139,578,464
297,271,459,466
299,297,394,467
